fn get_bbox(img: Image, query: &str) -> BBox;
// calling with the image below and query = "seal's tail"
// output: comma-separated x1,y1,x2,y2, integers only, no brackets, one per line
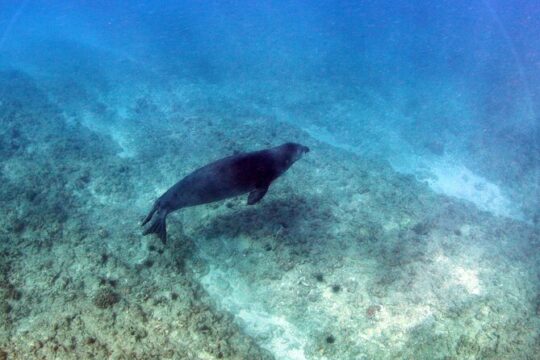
142,204,168,244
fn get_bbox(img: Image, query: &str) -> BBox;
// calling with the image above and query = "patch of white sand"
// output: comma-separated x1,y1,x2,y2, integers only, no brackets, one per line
108,129,136,158
454,266,481,295
434,252,482,295
421,157,524,220
200,266,308,360
301,123,523,220
79,110,136,158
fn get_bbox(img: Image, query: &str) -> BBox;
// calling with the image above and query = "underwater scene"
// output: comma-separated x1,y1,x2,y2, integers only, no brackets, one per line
0,1,539,359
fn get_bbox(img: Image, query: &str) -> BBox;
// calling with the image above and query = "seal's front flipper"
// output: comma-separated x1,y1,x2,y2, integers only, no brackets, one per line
247,186,268,205
142,210,168,244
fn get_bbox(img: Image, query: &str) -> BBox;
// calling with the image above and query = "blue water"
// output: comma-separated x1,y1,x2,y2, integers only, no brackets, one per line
0,1,538,359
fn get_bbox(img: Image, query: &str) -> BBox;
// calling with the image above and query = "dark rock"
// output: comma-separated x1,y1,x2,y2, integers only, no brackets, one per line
412,221,431,235
11,219,25,233
6,284,21,300
0,300,12,315
93,287,120,309
143,259,154,268
326,335,335,344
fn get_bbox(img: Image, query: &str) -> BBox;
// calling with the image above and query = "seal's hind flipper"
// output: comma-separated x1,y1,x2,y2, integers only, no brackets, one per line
142,211,168,244
247,186,268,205
141,202,158,227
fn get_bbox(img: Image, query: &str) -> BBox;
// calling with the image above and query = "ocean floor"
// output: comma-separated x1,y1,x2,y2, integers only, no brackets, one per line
0,68,539,360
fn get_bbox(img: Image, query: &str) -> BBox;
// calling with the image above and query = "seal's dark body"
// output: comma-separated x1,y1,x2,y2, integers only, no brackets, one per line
164,150,277,208
142,143,309,243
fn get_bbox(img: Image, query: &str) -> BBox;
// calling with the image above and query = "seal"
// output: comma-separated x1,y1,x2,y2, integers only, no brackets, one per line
142,142,310,243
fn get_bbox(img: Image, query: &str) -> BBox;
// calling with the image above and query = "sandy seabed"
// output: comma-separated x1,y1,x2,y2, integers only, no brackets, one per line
0,70,538,359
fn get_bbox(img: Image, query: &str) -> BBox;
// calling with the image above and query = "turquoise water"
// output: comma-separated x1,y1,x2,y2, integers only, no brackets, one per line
0,1,538,359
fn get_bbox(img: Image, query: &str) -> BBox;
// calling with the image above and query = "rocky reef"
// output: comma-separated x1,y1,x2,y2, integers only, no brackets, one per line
0,69,538,359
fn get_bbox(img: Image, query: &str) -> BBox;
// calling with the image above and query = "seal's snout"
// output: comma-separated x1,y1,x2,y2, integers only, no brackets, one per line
292,144,309,162
297,145,309,156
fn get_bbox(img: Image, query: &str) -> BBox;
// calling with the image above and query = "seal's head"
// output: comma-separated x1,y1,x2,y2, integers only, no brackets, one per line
273,142,310,173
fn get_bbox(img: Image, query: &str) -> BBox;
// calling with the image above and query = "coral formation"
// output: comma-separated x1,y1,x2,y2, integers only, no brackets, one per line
93,288,120,309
